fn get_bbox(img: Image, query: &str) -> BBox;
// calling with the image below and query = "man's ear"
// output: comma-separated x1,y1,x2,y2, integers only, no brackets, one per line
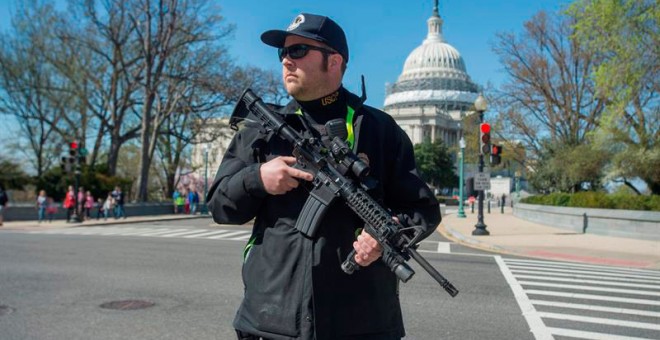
330,54,342,68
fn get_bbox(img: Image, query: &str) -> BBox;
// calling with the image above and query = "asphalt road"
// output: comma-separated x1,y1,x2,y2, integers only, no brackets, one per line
1,219,658,339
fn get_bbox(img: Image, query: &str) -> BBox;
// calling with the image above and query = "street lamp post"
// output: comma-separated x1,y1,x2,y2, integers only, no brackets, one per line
457,137,467,218
472,94,490,236
515,170,521,199
201,144,209,215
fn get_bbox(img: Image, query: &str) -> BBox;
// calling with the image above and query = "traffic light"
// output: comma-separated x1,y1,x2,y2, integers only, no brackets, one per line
69,141,79,157
490,144,502,166
479,123,491,155
60,156,72,173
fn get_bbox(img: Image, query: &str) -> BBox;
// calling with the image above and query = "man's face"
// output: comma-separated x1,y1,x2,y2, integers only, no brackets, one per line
281,35,334,101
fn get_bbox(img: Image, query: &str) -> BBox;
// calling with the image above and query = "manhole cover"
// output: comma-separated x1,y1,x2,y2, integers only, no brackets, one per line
0,305,14,316
99,300,155,311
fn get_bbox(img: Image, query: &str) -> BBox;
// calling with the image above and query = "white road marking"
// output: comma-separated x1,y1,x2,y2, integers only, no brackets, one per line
436,242,451,253
495,255,554,340
530,299,660,318
546,327,652,340
182,230,235,238
207,230,250,239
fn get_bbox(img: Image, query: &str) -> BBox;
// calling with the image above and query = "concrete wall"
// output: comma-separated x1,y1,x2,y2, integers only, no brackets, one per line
2,202,184,222
514,203,660,241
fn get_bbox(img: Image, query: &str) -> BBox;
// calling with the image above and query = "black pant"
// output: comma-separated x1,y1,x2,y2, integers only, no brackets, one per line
236,330,400,340
236,330,270,340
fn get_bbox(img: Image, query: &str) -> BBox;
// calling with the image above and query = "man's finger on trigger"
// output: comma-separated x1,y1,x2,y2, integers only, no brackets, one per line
280,156,298,165
288,167,313,181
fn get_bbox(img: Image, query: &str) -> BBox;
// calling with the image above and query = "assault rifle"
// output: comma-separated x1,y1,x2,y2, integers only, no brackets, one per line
230,88,458,297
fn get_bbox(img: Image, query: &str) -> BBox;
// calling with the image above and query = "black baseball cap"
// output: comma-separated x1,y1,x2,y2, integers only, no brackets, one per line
261,13,349,63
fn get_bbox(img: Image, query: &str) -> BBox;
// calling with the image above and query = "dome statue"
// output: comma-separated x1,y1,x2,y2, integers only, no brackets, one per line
384,1,480,146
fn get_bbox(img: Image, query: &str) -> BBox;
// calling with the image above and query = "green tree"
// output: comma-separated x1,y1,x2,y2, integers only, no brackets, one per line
528,140,609,193
491,9,606,193
413,139,458,191
0,157,31,189
569,0,659,194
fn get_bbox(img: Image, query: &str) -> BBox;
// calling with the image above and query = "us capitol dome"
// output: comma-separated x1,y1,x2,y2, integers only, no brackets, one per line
384,2,480,146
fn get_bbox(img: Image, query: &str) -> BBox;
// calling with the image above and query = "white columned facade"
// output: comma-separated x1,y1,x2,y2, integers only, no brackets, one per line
383,2,480,147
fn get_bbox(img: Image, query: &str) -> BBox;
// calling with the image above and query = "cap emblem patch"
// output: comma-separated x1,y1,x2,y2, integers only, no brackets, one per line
287,14,305,31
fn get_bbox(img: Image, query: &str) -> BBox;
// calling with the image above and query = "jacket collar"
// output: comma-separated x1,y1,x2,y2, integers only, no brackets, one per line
276,86,365,116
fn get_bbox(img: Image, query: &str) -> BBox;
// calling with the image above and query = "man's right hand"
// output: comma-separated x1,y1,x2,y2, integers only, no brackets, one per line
260,156,314,195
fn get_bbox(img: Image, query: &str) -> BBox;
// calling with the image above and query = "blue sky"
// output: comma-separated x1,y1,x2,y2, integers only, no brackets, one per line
0,0,572,109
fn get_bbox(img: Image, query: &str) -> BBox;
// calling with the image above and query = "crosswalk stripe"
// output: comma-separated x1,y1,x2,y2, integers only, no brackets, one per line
159,230,215,238
530,299,660,318
506,262,660,280
546,326,652,340
76,228,109,235
507,264,660,282
495,256,554,340
207,230,249,239
509,269,660,285
504,258,660,277
96,227,138,235
226,234,252,241
538,311,660,331
436,242,451,253
24,228,456,254
113,228,161,235
525,289,660,306
518,281,660,296
182,230,234,238
514,274,660,289
501,257,660,340
134,228,189,236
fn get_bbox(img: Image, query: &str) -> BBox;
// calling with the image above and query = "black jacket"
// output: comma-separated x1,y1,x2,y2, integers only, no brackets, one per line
207,88,440,340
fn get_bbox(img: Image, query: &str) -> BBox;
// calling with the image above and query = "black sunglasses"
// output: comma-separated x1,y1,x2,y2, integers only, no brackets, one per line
278,44,337,61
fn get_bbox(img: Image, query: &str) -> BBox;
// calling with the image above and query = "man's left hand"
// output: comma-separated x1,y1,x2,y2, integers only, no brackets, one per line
353,230,383,267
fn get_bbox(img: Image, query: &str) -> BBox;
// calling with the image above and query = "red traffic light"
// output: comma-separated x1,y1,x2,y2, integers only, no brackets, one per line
70,141,78,149
492,145,500,155
480,123,491,134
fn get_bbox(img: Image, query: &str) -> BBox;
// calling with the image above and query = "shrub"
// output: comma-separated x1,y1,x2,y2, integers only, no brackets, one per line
521,192,660,211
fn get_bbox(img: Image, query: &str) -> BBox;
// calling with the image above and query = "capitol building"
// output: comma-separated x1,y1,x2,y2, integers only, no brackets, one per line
384,2,480,146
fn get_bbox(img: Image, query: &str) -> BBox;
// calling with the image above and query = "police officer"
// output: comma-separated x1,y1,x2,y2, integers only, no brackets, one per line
208,12,440,340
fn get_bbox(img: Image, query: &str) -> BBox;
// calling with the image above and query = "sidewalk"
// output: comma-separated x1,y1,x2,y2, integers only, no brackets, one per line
0,214,208,231
438,206,660,269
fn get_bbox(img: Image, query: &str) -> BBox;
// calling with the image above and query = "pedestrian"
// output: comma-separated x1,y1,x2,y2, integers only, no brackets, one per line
84,191,94,220
46,197,57,222
77,186,85,220
102,193,114,220
207,13,440,340
96,198,104,220
501,193,506,207
176,190,185,214
112,186,125,219
63,185,76,222
189,189,199,215
36,190,47,223
183,189,190,214
0,184,8,226
172,190,180,214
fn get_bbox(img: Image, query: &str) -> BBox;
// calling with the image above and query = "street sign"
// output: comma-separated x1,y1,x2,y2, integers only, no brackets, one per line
474,172,491,191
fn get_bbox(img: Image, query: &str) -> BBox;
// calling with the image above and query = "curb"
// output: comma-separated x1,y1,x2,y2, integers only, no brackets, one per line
0,214,210,231
437,223,518,257
437,222,658,269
